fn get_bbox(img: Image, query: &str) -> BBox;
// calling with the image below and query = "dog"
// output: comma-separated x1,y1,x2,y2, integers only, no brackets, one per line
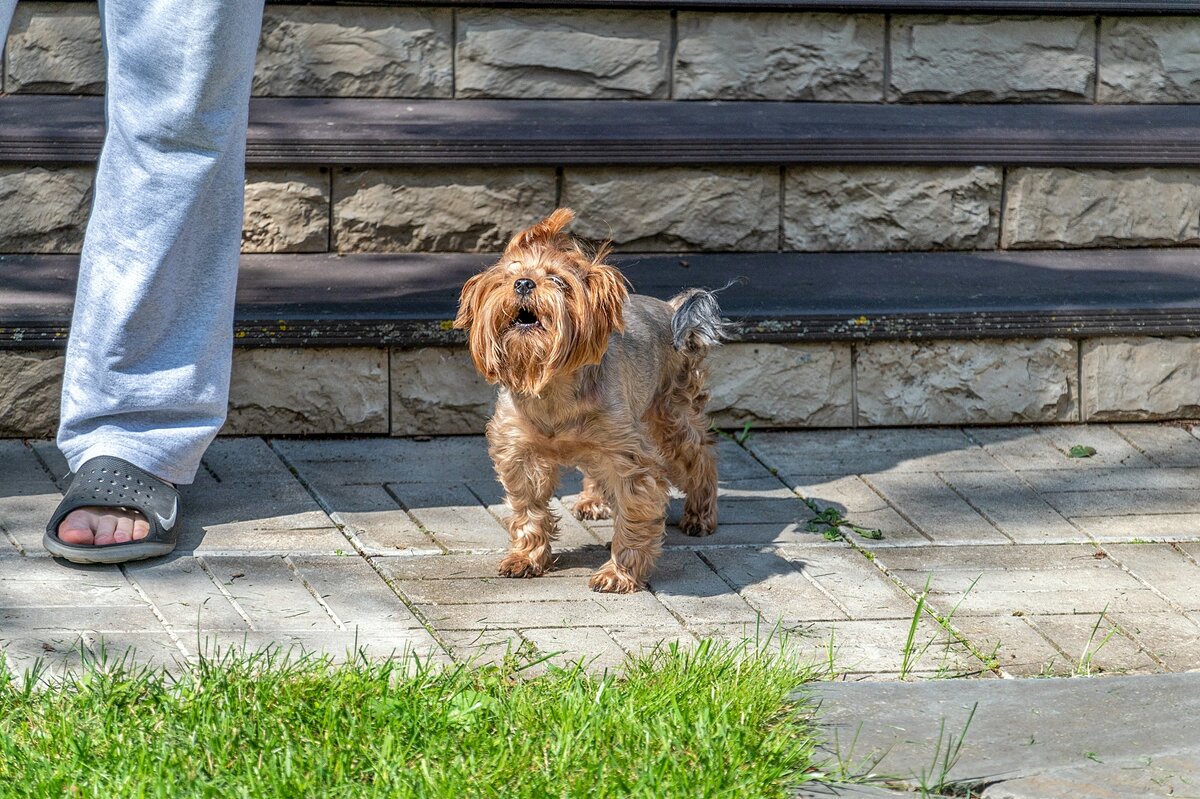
454,208,725,593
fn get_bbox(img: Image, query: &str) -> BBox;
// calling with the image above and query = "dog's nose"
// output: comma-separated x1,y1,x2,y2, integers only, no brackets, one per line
513,278,536,296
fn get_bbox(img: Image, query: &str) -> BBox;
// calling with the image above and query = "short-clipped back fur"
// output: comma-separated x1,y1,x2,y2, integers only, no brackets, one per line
454,208,726,593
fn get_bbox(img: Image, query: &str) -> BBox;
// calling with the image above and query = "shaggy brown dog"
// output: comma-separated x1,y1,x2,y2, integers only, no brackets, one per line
454,208,725,593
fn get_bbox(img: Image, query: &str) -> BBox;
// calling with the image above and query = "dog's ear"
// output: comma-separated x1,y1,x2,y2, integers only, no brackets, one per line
505,208,575,253
453,271,487,331
558,259,628,373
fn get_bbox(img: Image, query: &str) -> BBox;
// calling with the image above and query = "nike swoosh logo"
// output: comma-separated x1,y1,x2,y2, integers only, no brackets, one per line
156,499,178,531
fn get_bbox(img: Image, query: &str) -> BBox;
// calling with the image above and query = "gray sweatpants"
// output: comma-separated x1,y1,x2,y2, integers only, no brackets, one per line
2,0,265,485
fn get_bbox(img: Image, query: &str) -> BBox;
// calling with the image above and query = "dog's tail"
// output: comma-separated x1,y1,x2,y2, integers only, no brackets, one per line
669,288,727,354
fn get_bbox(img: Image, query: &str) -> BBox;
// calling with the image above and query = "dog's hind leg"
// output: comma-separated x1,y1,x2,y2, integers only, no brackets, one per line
572,473,612,520
487,415,560,579
647,363,719,537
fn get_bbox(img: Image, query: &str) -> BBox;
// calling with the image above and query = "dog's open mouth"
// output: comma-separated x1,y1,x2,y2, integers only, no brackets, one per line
512,308,542,330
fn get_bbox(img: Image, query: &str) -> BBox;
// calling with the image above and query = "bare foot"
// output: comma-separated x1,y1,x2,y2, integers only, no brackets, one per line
57,507,153,546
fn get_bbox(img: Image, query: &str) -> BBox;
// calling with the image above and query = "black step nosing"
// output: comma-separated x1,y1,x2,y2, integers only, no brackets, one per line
6,250,1200,346
6,97,1200,166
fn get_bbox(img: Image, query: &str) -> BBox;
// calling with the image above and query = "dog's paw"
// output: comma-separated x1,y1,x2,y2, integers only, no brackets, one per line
573,497,613,521
498,553,548,579
588,564,643,594
679,509,717,537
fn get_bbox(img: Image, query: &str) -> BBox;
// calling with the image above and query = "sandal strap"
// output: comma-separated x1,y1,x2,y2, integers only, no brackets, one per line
45,456,181,545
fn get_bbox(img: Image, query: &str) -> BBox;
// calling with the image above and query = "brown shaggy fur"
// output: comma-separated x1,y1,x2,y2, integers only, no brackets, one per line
454,208,723,593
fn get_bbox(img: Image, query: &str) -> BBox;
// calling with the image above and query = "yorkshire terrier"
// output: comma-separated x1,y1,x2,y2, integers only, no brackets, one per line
454,208,725,593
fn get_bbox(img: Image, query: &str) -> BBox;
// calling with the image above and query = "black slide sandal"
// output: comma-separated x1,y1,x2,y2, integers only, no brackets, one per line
43,456,181,564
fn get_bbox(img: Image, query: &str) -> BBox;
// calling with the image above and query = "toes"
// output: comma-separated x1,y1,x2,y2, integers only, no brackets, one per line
498,553,547,578
573,500,612,521
132,517,151,541
588,566,643,594
56,509,97,545
113,516,135,544
93,514,119,546
679,511,717,537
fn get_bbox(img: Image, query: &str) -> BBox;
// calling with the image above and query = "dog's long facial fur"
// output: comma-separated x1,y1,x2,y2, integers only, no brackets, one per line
454,208,627,397
455,208,721,593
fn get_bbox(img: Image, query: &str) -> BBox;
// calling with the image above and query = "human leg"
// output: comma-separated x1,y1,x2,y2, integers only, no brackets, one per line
48,0,265,556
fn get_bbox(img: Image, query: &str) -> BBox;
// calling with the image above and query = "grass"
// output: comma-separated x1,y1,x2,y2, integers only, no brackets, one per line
0,639,822,799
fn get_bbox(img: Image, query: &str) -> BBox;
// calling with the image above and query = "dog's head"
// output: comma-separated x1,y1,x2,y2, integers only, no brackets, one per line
454,208,627,396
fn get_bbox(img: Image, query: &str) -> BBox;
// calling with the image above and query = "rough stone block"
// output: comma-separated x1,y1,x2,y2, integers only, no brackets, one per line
562,167,779,251
784,166,1000,251
0,351,64,437
856,339,1078,425
674,12,884,101
0,167,94,253
332,168,556,253
390,347,494,436
1099,17,1200,103
4,3,104,94
254,6,452,98
1002,168,1200,248
890,15,1094,101
706,343,852,428
1083,337,1200,420
242,168,330,253
225,348,388,434
456,9,670,99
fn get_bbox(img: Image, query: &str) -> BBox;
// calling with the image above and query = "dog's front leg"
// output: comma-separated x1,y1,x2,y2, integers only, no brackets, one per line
488,422,560,578
587,451,668,593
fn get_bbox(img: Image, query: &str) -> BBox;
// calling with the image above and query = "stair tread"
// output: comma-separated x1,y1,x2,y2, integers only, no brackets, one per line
5,250,1200,347
4,95,1200,165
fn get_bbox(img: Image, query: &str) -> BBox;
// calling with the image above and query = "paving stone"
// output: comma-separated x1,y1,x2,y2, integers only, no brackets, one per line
225,347,389,434
663,483,820,549
396,574,607,606
303,482,438,555
125,555,252,632
873,543,1102,573
1069,514,1200,542
0,484,61,555
386,482,509,551
779,546,921,620
708,342,854,428
1028,613,1159,674
890,15,1094,101
863,473,1009,544
520,627,630,672
1,632,184,681
1108,611,1200,672
1113,423,1200,467
647,551,761,624
1014,466,1200,494
949,615,1065,677
435,628,525,665
700,547,850,622
788,475,926,546
418,594,680,629
254,5,453,98
4,2,104,94
455,8,670,99
1042,488,1200,518
0,562,142,607
562,166,780,251
785,166,1000,251
745,428,995,477
969,425,1154,471
273,437,496,485
811,674,1200,791
376,551,609,582
983,752,1200,799
712,437,778,481
199,555,341,632
607,626,699,658
1099,16,1200,103
937,471,1082,543
0,351,63,437
0,606,166,634
288,555,425,630
1103,543,1200,611
181,629,445,664
674,12,883,101
856,339,1077,425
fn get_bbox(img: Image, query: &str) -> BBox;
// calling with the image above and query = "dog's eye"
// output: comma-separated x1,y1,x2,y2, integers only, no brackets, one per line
547,275,567,290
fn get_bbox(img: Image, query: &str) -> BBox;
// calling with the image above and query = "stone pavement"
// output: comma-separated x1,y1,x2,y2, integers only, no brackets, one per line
2,424,1200,679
